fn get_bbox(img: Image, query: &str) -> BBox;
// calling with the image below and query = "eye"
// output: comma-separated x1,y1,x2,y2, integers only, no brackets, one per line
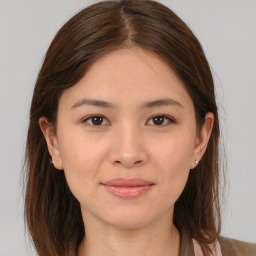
82,114,175,128
82,115,109,127
146,115,175,126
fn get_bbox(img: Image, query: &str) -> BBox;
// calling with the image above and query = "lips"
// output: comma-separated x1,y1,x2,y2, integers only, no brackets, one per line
101,177,154,187
101,177,155,199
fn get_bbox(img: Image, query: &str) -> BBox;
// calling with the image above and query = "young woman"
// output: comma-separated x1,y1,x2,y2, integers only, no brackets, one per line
24,0,256,255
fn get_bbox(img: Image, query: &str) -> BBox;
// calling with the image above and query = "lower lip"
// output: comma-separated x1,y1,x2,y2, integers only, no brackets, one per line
102,184,154,199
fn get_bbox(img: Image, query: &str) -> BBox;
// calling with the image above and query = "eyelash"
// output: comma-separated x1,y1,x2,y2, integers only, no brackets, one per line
81,114,175,128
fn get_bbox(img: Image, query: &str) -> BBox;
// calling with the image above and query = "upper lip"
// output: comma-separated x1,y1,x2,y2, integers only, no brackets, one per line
101,178,154,187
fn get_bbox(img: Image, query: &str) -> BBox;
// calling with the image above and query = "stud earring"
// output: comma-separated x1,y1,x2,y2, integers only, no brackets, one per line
195,160,199,164
50,159,54,164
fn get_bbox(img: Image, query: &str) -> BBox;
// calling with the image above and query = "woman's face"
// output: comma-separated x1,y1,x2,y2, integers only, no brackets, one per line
41,47,213,230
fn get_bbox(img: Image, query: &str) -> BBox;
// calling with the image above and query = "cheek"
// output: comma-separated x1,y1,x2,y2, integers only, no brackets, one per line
58,125,106,171
57,132,106,200
152,131,195,203
156,130,195,173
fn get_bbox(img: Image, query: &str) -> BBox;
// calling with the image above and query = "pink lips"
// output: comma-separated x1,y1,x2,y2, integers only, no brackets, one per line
101,178,155,199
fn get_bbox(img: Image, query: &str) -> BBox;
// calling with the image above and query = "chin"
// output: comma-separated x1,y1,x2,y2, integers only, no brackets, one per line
100,207,154,229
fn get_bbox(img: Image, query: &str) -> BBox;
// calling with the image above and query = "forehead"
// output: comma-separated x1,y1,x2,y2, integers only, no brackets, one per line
58,47,193,111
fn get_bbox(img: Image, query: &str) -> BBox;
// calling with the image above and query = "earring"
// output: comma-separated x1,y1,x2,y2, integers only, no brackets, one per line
195,160,199,164
50,159,54,164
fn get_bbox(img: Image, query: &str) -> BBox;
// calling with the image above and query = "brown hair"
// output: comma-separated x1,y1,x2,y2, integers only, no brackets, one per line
24,0,222,255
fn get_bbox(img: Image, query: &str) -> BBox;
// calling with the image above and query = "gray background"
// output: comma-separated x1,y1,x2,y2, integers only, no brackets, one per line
0,0,255,255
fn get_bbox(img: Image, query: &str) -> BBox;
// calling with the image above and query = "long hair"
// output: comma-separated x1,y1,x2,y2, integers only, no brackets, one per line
24,1,223,255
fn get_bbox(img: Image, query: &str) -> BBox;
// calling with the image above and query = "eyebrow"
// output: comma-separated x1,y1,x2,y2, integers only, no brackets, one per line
71,97,183,110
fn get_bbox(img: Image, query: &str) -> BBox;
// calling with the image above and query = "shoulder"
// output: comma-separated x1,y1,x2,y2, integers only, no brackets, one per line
218,236,256,256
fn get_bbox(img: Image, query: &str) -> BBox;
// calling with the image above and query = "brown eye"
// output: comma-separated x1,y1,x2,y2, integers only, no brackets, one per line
147,115,174,126
82,114,174,128
83,115,109,127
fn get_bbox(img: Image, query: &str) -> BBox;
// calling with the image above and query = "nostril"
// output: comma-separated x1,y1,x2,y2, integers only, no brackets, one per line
134,160,143,165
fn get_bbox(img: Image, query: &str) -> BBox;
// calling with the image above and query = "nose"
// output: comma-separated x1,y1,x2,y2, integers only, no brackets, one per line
108,125,149,169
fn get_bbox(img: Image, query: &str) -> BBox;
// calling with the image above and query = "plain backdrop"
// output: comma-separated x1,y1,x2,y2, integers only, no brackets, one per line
0,0,255,255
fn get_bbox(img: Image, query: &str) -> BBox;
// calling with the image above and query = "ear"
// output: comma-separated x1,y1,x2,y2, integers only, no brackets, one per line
190,112,214,169
39,117,63,170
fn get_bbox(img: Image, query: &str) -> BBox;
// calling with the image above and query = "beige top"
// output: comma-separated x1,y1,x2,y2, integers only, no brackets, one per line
179,228,256,256
193,238,222,256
